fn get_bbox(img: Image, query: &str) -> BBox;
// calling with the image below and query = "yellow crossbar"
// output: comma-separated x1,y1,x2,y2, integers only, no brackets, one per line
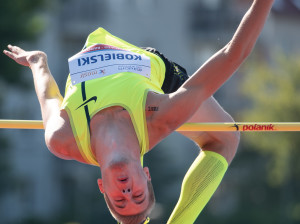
0,120,300,132
0,120,44,129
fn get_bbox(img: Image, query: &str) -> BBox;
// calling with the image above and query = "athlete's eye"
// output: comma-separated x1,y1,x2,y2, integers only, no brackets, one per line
115,197,125,202
134,193,143,198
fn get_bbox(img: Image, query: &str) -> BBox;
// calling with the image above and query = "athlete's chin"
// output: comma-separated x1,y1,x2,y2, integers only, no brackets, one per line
108,156,129,169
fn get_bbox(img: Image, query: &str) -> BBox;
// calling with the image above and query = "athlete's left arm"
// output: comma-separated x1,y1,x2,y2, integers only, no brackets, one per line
151,0,274,135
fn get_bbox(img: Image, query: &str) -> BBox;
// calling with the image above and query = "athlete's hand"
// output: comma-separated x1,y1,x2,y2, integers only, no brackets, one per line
3,45,47,67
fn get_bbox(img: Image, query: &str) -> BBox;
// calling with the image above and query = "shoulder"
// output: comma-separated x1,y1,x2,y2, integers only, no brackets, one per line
44,110,78,160
45,129,72,160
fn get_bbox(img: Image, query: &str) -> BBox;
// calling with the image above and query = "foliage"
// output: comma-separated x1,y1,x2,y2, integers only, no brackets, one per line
240,53,300,186
237,52,300,223
194,52,300,224
0,0,46,85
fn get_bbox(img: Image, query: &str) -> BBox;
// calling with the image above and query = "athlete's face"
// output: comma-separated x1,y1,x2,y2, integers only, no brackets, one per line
98,162,151,215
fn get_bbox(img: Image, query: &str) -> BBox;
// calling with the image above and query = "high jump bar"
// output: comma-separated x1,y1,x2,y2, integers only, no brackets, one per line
0,120,300,132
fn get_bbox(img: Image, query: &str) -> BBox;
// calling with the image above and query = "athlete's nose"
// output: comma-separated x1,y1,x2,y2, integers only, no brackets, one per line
122,188,131,194
122,188,132,199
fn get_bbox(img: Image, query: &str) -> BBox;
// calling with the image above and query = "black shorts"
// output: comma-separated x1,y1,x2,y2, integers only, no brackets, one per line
142,47,189,94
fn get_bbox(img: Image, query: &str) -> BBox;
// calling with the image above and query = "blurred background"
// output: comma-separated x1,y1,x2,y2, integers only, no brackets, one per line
0,0,300,223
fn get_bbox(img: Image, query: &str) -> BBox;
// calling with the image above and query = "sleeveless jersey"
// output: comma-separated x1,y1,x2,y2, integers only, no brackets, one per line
61,28,165,166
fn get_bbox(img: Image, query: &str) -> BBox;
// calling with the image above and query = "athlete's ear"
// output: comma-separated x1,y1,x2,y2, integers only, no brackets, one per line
97,178,105,194
143,167,151,181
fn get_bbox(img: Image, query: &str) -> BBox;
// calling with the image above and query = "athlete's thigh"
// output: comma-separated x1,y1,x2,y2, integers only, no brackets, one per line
177,96,235,142
185,96,233,123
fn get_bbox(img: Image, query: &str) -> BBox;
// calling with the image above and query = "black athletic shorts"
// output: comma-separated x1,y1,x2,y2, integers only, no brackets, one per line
142,47,189,94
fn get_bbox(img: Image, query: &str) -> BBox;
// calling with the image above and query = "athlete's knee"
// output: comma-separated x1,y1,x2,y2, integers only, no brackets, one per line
226,130,240,164
220,114,240,164
210,124,240,165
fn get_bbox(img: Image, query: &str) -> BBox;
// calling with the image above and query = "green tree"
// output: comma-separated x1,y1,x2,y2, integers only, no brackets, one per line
238,52,300,223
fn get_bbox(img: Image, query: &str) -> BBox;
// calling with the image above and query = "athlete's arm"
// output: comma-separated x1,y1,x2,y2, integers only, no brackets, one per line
153,0,274,133
4,45,62,126
3,45,72,159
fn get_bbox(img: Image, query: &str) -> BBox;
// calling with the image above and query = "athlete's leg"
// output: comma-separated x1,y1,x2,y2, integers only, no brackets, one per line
167,97,239,223
146,47,240,162
177,96,240,164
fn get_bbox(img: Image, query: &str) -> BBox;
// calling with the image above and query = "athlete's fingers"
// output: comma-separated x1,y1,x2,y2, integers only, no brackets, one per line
7,45,23,54
7,45,15,52
3,49,16,60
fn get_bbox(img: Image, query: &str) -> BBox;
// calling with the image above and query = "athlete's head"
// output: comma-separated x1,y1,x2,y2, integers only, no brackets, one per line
103,180,155,224
97,157,155,224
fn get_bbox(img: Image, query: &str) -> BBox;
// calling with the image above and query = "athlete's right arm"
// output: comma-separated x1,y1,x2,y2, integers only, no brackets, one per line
4,45,63,127
3,45,72,159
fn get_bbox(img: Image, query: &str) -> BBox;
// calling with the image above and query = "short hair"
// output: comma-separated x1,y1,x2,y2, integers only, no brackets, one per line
103,180,155,224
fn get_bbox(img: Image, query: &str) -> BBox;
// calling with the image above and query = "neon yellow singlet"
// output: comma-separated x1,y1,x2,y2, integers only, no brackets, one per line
61,28,166,166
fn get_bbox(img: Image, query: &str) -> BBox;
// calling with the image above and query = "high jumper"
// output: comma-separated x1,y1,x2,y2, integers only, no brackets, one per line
3,0,275,223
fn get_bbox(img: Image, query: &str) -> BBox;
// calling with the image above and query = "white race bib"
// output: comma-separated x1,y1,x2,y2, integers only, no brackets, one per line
68,44,151,85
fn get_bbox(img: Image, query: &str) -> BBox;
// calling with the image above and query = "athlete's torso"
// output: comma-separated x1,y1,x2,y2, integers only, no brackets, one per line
54,28,169,165
55,91,165,164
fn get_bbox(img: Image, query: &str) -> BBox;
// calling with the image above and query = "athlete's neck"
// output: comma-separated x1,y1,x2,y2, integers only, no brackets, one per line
90,108,141,168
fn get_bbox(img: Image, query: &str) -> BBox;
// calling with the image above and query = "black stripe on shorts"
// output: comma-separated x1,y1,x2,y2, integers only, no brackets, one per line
142,47,189,94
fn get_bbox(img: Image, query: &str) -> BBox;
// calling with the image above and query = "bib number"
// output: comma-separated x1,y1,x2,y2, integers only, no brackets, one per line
68,44,151,85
